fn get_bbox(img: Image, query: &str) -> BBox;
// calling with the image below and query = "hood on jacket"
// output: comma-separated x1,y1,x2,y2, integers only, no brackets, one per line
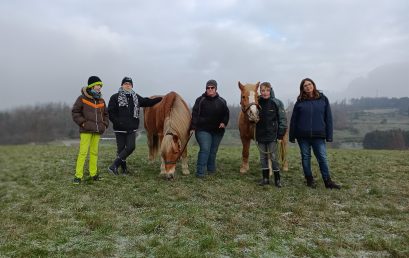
82,87,95,99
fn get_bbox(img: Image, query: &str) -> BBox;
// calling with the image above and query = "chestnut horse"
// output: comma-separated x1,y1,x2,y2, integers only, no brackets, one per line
143,91,191,179
238,81,260,173
238,81,289,174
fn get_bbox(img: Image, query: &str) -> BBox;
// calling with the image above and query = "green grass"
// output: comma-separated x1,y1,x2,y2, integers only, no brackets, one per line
1,144,408,257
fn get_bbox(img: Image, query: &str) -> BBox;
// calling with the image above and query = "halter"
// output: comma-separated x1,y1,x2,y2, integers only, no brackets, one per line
163,131,193,165
241,102,260,113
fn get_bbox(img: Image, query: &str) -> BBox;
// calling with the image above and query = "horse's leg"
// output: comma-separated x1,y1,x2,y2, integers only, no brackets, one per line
159,134,165,175
240,137,250,174
181,148,189,175
160,157,166,175
147,132,155,162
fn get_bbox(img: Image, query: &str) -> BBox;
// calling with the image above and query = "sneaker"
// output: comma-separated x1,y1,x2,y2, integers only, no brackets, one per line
92,175,103,181
73,177,81,184
108,164,119,175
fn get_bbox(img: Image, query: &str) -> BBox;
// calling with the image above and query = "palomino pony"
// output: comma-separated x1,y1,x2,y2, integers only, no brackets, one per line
238,81,289,174
143,91,191,179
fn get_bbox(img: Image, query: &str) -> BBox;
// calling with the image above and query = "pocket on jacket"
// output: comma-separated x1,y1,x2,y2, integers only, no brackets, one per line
83,121,94,131
98,122,106,134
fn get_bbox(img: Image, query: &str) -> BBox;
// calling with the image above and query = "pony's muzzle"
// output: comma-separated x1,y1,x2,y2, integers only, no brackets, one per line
247,110,259,123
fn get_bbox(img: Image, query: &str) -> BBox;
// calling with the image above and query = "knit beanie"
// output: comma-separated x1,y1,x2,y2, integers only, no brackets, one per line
206,79,217,89
121,77,133,86
87,76,103,88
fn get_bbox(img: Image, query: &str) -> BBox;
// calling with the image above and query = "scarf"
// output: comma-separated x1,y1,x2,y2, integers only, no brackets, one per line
89,89,102,99
118,87,139,119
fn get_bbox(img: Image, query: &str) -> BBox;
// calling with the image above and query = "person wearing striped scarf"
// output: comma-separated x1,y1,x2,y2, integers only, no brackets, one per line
107,77,162,175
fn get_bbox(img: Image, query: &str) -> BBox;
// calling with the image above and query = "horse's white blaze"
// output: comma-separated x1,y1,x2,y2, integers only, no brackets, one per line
248,91,258,116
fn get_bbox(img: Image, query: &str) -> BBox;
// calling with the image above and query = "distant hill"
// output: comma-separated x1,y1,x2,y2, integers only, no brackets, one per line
342,62,409,99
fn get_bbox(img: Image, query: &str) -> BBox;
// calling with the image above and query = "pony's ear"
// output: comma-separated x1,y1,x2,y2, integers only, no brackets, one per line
238,81,244,90
255,81,260,91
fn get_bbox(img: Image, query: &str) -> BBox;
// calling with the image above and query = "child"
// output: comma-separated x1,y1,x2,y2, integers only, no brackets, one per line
256,82,287,187
71,76,109,184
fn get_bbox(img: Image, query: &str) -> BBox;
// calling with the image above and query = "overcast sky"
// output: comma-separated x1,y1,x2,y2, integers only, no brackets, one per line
1,0,408,110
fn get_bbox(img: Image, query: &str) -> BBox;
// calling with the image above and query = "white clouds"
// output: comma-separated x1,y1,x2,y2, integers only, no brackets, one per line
0,0,408,110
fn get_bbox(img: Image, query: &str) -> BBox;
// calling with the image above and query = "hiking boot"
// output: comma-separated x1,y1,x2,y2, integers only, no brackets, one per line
305,176,317,188
259,169,270,186
92,175,103,181
324,178,341,189
274,171,282,188
73,177,81,184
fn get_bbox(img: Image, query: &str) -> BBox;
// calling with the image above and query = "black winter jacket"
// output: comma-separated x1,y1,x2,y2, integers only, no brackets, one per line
108,93,162,132
191,93,229,132
256,97,286,142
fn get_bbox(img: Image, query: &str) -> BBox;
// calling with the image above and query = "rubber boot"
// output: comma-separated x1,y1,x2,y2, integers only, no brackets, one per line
108,157,121,175
305,176,317,188
259,169,270,186
274,170,282,188
324,178,341,189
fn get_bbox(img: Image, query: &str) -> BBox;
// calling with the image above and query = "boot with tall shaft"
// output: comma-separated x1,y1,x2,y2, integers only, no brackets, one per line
274,170,282,188
259,169,270,186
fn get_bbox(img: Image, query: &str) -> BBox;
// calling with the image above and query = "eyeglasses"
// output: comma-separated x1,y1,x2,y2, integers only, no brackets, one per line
206,86,215,90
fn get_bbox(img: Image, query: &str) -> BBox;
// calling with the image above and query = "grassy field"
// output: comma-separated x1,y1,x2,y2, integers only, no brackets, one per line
0,143,408,257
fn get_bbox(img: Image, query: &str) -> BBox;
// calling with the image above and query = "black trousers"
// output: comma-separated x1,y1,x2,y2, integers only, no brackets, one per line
115,132,136,160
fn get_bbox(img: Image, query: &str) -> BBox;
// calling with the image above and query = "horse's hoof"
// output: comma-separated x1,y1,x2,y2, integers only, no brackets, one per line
182,170,190,175
240,168,247,174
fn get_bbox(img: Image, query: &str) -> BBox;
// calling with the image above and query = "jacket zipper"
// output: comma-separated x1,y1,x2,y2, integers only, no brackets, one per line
94,99,99,132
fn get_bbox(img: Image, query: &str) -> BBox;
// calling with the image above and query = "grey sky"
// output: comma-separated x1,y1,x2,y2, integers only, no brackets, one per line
1,0,408,110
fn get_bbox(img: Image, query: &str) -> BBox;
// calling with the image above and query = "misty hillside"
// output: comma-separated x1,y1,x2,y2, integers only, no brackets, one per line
342,62,409,99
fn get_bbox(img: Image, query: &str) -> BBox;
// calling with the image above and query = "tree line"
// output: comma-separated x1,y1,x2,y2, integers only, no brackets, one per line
0,97,408,148
348,97,409,115
363,129,409,150
0,103,243,145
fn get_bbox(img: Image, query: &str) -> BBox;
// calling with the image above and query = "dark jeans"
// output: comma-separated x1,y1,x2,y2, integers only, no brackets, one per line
115,132,136,161
195,130,224,177
297,138,330,180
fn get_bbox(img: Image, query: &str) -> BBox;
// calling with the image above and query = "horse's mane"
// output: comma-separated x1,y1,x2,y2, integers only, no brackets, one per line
161,92,191,155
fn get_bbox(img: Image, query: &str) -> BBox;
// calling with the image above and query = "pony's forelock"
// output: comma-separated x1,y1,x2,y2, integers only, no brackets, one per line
160,93,190,155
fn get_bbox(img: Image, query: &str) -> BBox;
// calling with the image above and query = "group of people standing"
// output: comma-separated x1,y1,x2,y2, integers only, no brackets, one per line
71,76,340,189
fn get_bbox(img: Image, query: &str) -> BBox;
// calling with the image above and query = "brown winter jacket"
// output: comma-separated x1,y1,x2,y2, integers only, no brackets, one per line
72,87,109,134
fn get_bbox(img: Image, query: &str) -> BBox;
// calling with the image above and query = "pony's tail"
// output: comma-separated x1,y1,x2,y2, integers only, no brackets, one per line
278,137,289,172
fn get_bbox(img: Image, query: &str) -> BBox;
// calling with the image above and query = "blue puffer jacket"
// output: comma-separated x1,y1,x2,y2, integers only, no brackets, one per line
289,93,333,142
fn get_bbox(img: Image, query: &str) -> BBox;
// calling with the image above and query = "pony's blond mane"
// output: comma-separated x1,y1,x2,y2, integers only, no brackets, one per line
161,93,191,156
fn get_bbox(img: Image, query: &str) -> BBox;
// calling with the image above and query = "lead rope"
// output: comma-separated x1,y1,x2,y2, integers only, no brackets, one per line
252,123,275,176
